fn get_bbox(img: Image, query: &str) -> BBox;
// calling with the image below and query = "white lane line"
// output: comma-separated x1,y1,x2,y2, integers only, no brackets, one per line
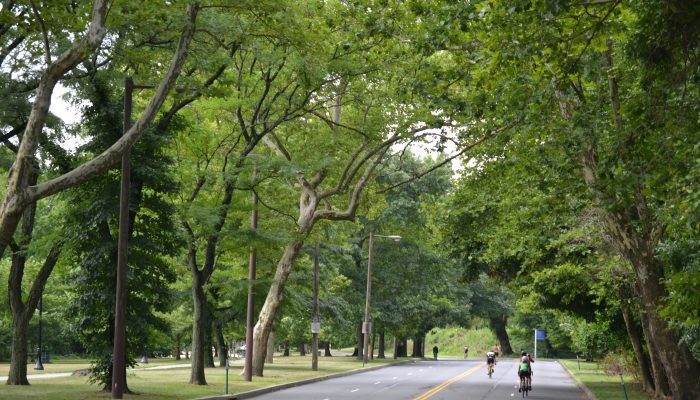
392,376,398,379
374,381,381,384
408,372,413,376
350,388,359,392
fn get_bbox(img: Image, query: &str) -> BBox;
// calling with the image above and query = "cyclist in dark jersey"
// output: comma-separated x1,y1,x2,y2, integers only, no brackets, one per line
486,351,496,375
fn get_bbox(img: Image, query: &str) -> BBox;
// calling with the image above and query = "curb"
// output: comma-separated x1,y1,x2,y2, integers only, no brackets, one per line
558,360,598,400
195,359,416,400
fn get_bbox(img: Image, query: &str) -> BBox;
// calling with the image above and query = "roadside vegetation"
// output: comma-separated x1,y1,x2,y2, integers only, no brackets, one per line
0,1,698,399
561,359,650,400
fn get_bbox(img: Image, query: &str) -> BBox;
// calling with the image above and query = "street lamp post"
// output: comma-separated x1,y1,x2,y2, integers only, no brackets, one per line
362,232,401,366
34,295,44,370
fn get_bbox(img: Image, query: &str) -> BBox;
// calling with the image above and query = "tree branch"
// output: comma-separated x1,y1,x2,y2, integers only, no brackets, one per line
377,118,523,194
30,0,51,65
29,3,198,202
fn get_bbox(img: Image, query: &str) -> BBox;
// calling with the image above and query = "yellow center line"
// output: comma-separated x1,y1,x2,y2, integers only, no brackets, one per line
414,363,484,400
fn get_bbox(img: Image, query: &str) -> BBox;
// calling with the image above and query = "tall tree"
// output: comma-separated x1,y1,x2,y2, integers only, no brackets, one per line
0,0,197,263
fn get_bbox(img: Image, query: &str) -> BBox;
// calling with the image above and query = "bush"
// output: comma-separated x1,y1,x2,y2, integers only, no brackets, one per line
571,320,618,361
600,351,638,377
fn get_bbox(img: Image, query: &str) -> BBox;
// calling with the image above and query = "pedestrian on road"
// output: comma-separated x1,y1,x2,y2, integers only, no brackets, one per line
432,345,439,360
464,346,469,359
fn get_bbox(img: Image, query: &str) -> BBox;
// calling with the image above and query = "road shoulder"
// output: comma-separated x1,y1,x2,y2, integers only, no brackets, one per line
558,359,598,400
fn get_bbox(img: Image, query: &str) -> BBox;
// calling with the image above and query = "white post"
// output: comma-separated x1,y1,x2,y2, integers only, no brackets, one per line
534,329,537,359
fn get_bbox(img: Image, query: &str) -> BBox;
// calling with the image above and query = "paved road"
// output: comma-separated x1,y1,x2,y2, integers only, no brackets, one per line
246,359,588,400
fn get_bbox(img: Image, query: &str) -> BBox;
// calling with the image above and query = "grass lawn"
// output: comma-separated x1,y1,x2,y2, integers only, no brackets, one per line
0,358,92,376
560,359,651,400
0,355,403,400
0,357,196,377
425,327,497,358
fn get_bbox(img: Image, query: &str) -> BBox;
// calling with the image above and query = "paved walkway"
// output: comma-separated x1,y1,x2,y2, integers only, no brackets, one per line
0,359,245,381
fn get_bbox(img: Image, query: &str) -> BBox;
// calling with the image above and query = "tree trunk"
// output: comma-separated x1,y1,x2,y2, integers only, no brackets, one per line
356,322,364,361
619,295,654,394
579,146,699,398
581,46,700,397
639,310,669,397
204,325,215,368
189,273,208,385
370,332,376,360
393,336,397,359
489,315,513,356
6,211,62,385
396,337,407,357
216,324,227,368
175,333,182,361
378,331,385,359
413,336,425,358
251,240,305,376
7,314,30,385
283,342,290,357
266,332,274,364
606,221,696,398
324,341,332,357
298,342,306,356
635,258,698,398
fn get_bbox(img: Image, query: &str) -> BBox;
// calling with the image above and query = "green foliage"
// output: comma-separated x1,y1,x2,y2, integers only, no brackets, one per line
425,326,497,358
64,74,180,387
571,319,620,362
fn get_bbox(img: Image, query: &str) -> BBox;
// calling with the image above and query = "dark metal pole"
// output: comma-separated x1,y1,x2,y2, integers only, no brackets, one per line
620,373,629,400
34,296,44,370
312,242,320,371
225,357,229,394
112,76,133,399
244,168,258,381
362,233,374,366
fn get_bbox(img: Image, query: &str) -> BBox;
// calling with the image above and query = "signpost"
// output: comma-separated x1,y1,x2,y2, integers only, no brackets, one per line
534,329,546,359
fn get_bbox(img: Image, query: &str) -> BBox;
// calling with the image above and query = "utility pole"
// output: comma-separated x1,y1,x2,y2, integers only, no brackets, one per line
362,233,374,366
244,168,258,381
312,242,320,371
112,76,133,399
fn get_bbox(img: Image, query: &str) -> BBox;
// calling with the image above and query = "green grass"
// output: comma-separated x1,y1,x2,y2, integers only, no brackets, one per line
560,359,651,400
0,355,403,400
0,359,92,376
425,326,498,358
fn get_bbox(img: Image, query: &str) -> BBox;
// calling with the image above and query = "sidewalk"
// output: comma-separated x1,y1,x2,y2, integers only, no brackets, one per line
0,359,244,381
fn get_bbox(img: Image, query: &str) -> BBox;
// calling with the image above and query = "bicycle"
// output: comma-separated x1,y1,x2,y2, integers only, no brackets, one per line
519,374,529,397
487,363,494,378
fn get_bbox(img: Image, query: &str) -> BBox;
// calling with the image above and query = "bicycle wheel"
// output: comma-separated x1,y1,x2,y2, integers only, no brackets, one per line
520,377,527,398
488,366,492,378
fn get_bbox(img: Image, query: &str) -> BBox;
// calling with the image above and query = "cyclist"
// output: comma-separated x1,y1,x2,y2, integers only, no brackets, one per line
526,352,534,388
491,343,500,364
486,350,496,375
517,351,533,391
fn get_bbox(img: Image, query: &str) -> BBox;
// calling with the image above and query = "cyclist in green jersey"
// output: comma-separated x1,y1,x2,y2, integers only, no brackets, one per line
517,351,533,391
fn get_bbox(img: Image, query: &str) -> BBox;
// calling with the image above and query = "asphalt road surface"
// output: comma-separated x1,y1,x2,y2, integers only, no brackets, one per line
247,358,589,400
